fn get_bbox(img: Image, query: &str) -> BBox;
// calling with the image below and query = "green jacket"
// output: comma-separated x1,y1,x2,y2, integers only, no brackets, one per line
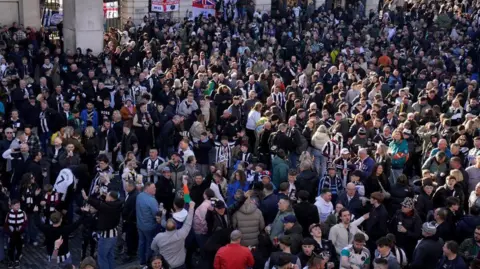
459,238,480,263
272,156,289,188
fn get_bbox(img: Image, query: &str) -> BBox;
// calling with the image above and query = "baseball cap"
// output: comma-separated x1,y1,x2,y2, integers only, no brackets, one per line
340,148,349,155
282,215,297,223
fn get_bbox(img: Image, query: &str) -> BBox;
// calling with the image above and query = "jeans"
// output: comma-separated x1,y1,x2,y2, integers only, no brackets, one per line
39,131,51,153
26,213,38,243
0,229,4,261
138,228,156,265
390,168,403,185
289,152,299,168
98,237,117,269
311,148,323,176
195,233,208,248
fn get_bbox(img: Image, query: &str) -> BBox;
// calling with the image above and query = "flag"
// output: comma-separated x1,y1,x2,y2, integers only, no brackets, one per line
192,0,216,18
183,184,191,203
151,0,180,12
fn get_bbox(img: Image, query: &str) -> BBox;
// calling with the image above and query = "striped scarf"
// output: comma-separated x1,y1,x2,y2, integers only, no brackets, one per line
6,209,26,232
44,191,59,214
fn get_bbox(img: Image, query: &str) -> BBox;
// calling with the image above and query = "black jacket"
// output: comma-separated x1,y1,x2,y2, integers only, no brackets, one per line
190,179,210,208
389,183,414,213
410,236,443,269
155,175,175,210
414,190,434,222
364,204,389,243
293,201,320,237
34,212,85,256
284,222,303,255
296,170,318,202
390,210,422,254
98,128,117,152
122,189,139,223
87,196,123,231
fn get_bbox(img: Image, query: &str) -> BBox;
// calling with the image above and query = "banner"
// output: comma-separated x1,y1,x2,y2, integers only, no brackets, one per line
151,0,180,12
192,0,216,18
103,1,119,19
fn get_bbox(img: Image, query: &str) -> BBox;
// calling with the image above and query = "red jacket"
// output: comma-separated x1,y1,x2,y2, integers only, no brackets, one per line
214,243,254,269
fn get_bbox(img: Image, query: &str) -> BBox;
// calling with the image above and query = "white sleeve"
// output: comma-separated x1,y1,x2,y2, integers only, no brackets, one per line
1,149,12,160
210,182,225,203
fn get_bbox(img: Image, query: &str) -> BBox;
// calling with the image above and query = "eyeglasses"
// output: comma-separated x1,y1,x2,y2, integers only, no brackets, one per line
5,132,12,134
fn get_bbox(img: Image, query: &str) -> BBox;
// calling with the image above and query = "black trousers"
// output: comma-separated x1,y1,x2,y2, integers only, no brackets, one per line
8,232,23,261
124,221,138,256
82,234,97,259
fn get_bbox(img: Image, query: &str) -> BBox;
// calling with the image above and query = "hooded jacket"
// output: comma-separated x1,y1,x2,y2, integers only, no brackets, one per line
311,125,330,150
314,196,334,222
232,200,265,246
284,222,304,255
272,156,289,188
270,209,295,240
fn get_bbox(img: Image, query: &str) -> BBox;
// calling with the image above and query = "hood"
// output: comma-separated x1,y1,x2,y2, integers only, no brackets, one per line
285,222,303,235
314,196,333,210
239,201,257,215
311,129,330,149
272,156,287,166
173,209,188,222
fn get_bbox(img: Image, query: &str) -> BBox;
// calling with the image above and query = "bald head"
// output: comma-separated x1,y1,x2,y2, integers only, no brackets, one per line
230,230,242,243
346,183,356,196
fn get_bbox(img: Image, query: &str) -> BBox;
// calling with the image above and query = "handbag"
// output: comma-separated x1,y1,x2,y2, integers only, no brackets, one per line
378,179,391,199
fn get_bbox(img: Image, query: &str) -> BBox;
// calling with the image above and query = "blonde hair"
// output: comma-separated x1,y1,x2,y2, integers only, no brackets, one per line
450,169,463,182
84,126,95,138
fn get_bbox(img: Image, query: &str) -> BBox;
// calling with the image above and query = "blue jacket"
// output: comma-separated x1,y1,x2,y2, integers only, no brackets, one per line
260,193,279,225
136,192,158,231
226,180,250,206
357,157,375,181
80,109,99,130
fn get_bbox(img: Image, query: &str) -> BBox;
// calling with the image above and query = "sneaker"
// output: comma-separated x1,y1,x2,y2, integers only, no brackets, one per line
7,261,14,269
13,261,19,268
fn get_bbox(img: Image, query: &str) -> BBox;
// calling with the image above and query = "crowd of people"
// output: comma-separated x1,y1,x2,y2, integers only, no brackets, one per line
1,0,480,268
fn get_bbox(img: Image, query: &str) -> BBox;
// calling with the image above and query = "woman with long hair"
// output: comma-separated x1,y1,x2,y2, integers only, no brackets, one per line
226,170,249,206
285,92,296,117
133,102,154,159
349,114,366,138
83,126,99,176
375,143,392,180
365,164,391,198
214,85,233,118
246,102,262,151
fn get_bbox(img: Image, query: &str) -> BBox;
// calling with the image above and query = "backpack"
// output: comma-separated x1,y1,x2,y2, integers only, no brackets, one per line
268,131,279,153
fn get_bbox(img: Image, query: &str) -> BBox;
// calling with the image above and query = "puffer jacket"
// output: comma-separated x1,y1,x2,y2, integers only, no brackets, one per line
232,201,265,246
311,125,330,150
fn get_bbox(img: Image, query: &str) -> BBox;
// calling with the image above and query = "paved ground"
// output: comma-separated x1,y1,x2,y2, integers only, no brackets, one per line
15,175,141,269
19,233,140,269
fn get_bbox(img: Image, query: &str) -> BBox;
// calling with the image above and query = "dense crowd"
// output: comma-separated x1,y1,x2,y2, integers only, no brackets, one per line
2,0,480,269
